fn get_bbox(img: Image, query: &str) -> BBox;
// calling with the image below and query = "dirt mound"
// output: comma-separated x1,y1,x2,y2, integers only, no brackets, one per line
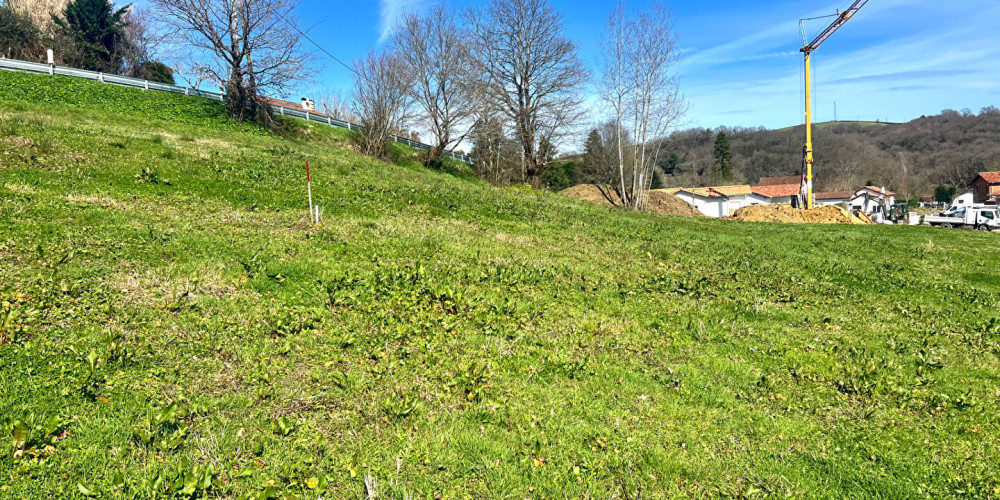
731,204,865,224
560,185,701,217
560,184,619,207
646,189,702,217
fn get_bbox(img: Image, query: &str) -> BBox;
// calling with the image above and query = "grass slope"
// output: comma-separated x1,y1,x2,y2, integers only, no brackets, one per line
2,70,1000,499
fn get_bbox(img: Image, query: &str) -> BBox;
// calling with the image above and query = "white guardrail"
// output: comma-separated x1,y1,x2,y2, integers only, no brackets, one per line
0,57,474,165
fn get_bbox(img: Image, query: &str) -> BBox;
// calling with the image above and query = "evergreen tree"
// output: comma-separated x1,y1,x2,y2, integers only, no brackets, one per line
934,185,956,203
712,131,733,181
136,61,174,85
661,153,680,175
650,169,664,189
580,128,610,184
54,0,129,73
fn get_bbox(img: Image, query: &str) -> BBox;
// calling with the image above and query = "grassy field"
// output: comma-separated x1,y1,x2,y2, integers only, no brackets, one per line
2,70,1000,499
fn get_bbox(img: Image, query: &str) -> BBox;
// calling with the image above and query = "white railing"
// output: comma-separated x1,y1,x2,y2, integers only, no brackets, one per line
0,57,474,165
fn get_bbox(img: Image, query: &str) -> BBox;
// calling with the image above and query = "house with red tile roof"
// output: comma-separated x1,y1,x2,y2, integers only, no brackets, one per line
972,172,1000,204
751,183,801,205
751,175,802,205
815,191,853,206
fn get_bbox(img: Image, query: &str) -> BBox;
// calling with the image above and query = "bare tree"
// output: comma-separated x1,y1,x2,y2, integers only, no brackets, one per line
118,6,162,77
599,1,684,209
150,0,312,122
392,5,475,165
467,0,588,187
313,88,355,122
351,50,413,160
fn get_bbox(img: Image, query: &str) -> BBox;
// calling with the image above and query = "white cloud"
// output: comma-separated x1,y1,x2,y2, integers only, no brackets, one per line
682,0,1000,128
378,0,426,43
681,0,915,71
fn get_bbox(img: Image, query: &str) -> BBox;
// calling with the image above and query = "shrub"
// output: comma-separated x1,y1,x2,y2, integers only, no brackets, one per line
136,61,175,85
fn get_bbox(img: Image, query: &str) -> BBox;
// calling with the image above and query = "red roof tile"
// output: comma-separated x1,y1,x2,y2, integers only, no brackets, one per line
757,176,801,186
751,184,800,198
860,186,896,197
815,191,853,200
977,172,1000,183
258,96,330,118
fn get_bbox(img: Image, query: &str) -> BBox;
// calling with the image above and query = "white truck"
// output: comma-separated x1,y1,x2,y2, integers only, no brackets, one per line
925,206,1000,231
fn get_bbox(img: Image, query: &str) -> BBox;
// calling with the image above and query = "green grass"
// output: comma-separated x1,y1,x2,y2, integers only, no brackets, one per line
2,70,1000,499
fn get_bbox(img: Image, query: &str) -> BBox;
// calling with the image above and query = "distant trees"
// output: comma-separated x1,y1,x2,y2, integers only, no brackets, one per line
351,50,413,159
470,113,522,184
0,6,44,60
934,185,957,203
712,130,733,181
655,108,1000,198
152,0,312,122
314,89,355,122
1,0,171,79
135,61,174,84
118,6,173,83
579,121,629,188
4,0,68,35
392,5,475,165
541,160,578,192
52,0,128,72
468,0,587,187
597,0,684,209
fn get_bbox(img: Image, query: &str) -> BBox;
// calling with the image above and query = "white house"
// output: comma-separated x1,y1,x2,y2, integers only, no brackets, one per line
815,191,852,206
850,186,895,212
674,186,767,218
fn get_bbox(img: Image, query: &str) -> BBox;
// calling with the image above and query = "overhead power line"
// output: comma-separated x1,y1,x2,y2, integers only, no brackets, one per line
276,11,357,75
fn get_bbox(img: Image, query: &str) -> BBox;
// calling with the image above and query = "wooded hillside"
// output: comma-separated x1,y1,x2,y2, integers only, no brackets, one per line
657,107,1000,198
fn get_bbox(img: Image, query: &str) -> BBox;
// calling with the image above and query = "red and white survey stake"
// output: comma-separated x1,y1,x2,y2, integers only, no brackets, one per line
306,161,313,217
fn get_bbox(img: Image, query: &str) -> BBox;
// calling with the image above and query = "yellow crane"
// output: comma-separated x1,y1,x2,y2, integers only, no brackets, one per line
799,0,869,209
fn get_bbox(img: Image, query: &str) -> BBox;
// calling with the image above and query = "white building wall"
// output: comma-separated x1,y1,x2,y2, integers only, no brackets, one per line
676,191,727,217
817,198,849,206
952,192,974,207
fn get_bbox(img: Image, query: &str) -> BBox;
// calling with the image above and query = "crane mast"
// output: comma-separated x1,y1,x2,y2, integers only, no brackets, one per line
799,0,869,209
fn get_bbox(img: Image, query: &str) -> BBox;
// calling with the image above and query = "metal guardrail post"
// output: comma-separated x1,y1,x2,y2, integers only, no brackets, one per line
98,72,103,83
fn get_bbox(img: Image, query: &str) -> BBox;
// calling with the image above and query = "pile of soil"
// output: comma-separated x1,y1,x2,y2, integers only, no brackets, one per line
731,204,866,224
646,189,703,217
560,185,701,217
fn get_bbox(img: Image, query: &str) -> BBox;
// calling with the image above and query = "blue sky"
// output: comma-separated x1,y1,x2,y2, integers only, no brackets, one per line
165,0,1000,131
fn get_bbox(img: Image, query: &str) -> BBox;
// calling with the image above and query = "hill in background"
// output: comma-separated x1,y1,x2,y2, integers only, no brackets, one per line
658,108,1000,198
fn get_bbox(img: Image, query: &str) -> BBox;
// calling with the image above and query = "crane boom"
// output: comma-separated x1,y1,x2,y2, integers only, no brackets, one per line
802,0,870,54
799,0,870,210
